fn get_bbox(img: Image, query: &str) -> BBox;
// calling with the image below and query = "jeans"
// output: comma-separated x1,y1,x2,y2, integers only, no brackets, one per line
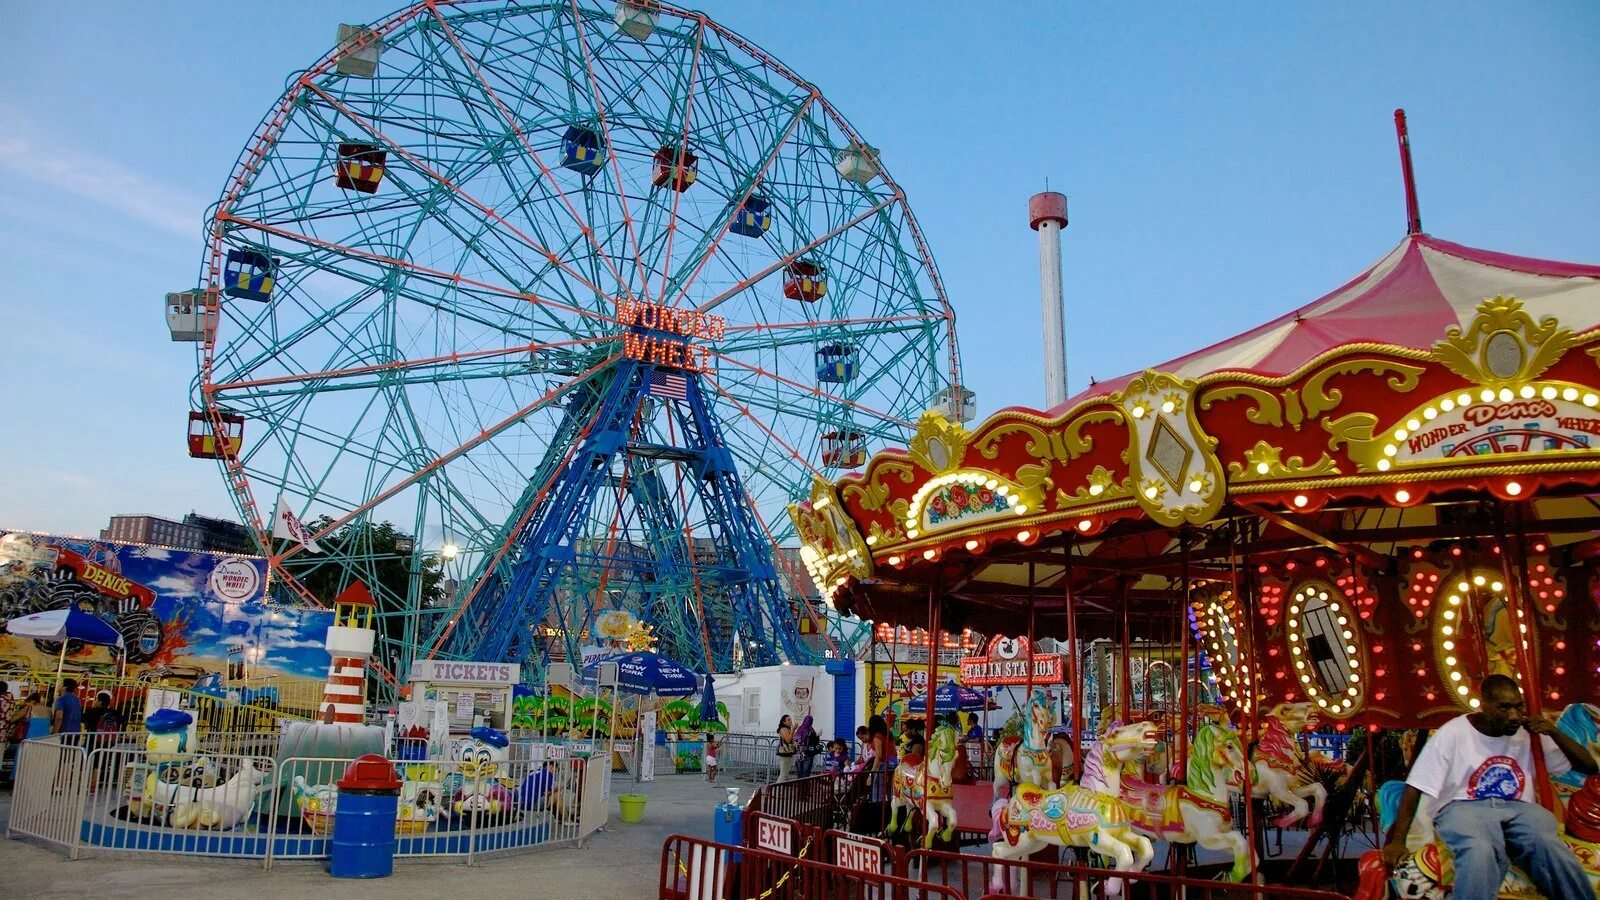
1433,798,1592,900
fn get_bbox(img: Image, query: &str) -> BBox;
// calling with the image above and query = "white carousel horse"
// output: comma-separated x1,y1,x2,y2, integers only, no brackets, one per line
994,688,1059,800
1116,719,1252,882
1252,701,1342,829
989,721,1158,896
886,724,960,848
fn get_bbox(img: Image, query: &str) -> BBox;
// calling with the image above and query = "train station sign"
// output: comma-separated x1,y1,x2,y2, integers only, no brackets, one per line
959,635,1064,686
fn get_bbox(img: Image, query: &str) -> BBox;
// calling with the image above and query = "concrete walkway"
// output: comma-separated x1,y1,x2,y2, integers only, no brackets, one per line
0,774,735,899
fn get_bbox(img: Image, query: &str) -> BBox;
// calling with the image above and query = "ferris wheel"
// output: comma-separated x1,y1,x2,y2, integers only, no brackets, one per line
175,0,965,681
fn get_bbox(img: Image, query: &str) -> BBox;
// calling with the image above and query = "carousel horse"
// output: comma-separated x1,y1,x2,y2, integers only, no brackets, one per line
989,721,1158,896
994,689,1058,801
1115,720,1253,882
887,724,960,848
1356,705,1600,900
1251,701,1342,830
1554,703,1600,791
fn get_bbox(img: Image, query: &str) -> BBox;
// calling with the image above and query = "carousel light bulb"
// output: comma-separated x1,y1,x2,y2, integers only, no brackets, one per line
1077,519,1093,532
1131,405,1146,419
1406,418,1422,432
1450,672,1461,681
1586,393,1600,407
1189,479,1204,492
1145,486,1159,499
1497,388,1514,403
1162,400,1176,413
923,549,937,560
887,555,901,566
1377,459,1392,472
907,529,919,539
1293,494,1309,507
1473,575,1486,586
1395,489,1411,503
1394,428,1409,441
1383,445,1398,457
1442,640,1454,651
1519,385,1536,399
965,539,979,551
1468,698,1481,709
1505,481,1522,496
1300,675,1311,684
1480,388,1496,402
1457,686,1469,696
1441,397,1456,412
1541,386,1558,400
1445,656,1457,666
1563,387,1580,401
1491,581,1503,592
1014,504,1029,514
1423,407,1438,420
1088,483,1104,496
1442,626,1453,636
1256,462,1271,474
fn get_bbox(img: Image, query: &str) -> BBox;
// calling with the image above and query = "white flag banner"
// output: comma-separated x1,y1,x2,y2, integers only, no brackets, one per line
272,497,323,553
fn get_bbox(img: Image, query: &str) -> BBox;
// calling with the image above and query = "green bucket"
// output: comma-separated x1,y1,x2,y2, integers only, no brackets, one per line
618,793,648,824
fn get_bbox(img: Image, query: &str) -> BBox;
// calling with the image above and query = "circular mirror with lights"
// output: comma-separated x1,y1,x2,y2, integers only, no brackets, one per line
1435,570,1533,712
1286,580,1367,718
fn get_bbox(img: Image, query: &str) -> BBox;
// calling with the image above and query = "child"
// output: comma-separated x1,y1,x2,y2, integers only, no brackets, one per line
822,739,849,776
704,732,719,783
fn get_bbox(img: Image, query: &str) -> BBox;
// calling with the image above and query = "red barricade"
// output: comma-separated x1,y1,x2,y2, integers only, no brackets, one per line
903,848,1350,899
660,834,961,900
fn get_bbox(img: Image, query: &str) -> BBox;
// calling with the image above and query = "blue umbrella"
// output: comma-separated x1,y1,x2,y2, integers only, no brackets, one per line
6,608,124,648
698,676,720,724
906,680,990,713
583,650,697,697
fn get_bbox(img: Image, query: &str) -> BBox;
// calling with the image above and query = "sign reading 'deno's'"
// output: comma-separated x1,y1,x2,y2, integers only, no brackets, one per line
1393,393,1600,463
959,635,1064,686
410,660,521,685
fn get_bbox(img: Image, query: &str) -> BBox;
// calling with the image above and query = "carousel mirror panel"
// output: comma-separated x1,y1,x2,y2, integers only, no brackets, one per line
1286,580,1367,718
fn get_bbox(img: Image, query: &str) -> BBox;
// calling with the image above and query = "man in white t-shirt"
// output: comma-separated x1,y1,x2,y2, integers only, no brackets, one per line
1382,674,1596,900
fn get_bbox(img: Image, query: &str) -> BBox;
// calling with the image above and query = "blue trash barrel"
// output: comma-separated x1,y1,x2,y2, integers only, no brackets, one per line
714,795,743,862
329,754,401,879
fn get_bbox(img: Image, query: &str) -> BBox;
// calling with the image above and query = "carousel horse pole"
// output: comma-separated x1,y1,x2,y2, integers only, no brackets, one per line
887,724,960,848
1115,716,1254,883
993,688,1057,802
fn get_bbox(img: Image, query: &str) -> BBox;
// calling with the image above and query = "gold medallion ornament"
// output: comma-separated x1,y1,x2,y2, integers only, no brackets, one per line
1115,371,1225,526
789,476,872,603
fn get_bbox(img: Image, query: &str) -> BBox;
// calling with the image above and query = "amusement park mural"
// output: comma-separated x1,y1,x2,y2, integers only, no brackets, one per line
0,530,331,684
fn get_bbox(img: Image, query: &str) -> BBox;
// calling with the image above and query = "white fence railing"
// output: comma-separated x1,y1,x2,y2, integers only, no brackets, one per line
714,733,779,784
6,735,607,866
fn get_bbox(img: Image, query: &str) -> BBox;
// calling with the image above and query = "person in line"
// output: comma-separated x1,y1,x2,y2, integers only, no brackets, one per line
867,715,894,802
1382,674,1596,900
964,712,985,743
775,715,796,781
82,692,116,734
822,738,849,776
704,732,718,784
850,725,873,775
23,691,50,742
52,679,82,736
795,714,822,778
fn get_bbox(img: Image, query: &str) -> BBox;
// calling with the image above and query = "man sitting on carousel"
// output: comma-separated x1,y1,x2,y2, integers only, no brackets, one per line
1382,674,1596,900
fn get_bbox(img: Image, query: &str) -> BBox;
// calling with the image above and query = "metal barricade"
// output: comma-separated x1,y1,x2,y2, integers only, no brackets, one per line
756,773,839,830
77,744,277,863
744,811,824,858
6,737,89,857
902,849,1350,899
661,834,962,900
717,733,779,784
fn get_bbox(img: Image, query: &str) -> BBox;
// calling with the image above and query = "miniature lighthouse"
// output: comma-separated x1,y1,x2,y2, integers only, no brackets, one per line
320,581,377,724
1029,191,1069,408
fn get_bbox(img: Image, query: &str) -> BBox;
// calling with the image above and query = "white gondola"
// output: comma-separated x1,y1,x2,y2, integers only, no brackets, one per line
930,385,976,423
834,143,881,185
335,24,384,78
614,1,657,41
165,290,207,343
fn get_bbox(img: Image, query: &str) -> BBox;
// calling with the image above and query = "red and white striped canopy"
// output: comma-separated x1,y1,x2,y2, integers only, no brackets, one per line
1064,233,1600,409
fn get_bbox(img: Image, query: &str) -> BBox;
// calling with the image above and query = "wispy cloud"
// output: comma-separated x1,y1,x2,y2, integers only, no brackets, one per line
0,132,203,237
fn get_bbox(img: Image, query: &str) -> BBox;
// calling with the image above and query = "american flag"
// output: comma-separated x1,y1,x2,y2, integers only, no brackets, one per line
647,370,689,400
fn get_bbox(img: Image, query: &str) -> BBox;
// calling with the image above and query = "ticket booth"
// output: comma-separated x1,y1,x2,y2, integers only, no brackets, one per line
406,660,520,756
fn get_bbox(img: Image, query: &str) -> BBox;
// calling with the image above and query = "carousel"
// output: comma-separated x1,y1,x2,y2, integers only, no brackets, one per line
790,217,1600,894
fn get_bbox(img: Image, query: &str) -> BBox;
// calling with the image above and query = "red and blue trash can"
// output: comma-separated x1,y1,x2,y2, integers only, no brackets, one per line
329,754,402,878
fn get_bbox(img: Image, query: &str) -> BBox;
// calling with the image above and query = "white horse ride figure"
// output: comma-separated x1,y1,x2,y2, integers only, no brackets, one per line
886,724,960,848
1252,701,1343,830
994,688,1059,800
1116,718,1252,882
989,721,1157,896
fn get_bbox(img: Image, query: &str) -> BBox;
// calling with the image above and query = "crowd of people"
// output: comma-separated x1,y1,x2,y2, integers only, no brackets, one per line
2,678,124,786
769,708,994,797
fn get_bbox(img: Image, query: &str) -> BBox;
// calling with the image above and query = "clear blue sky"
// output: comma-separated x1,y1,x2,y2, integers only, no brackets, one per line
3,1,1596,537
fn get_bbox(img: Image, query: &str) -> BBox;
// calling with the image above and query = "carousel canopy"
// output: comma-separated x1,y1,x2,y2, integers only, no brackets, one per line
1066,234,1600,405
789,231,1600,730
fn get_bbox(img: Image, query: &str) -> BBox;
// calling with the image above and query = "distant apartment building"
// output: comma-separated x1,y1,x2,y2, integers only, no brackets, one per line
102,514,205,550
101,512,255,554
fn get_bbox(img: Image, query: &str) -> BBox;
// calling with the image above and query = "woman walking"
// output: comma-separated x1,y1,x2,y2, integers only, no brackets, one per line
775,715,796,781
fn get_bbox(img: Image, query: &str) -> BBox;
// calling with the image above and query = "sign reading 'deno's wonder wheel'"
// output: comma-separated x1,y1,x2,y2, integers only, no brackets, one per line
959,635,1065,686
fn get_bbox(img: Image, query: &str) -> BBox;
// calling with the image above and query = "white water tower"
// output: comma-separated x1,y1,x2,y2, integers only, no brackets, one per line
1029,191,1069,407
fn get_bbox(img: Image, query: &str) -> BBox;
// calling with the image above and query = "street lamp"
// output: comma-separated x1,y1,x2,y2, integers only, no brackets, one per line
439,542,459,560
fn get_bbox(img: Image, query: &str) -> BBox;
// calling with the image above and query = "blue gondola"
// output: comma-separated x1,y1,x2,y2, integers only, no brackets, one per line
223,250,275,302
728,195,772,238
816,343,856,383
561,126,605,176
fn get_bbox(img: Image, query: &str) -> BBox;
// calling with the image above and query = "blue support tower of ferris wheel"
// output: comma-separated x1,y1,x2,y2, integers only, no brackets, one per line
434,356,807,677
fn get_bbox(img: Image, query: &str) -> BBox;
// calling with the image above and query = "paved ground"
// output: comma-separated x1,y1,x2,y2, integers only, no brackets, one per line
0,773,735,899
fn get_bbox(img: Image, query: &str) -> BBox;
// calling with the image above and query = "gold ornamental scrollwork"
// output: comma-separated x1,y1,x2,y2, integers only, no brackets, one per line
1301,359,1426,420
972,409,1124,463
844,459,916,512
1114,370,1225,526
906,410,971,475
1200,359,1424,432
1322,413,1387,472
1057,464,1133,507
1432,296,1574,386
1226,441,1341,482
